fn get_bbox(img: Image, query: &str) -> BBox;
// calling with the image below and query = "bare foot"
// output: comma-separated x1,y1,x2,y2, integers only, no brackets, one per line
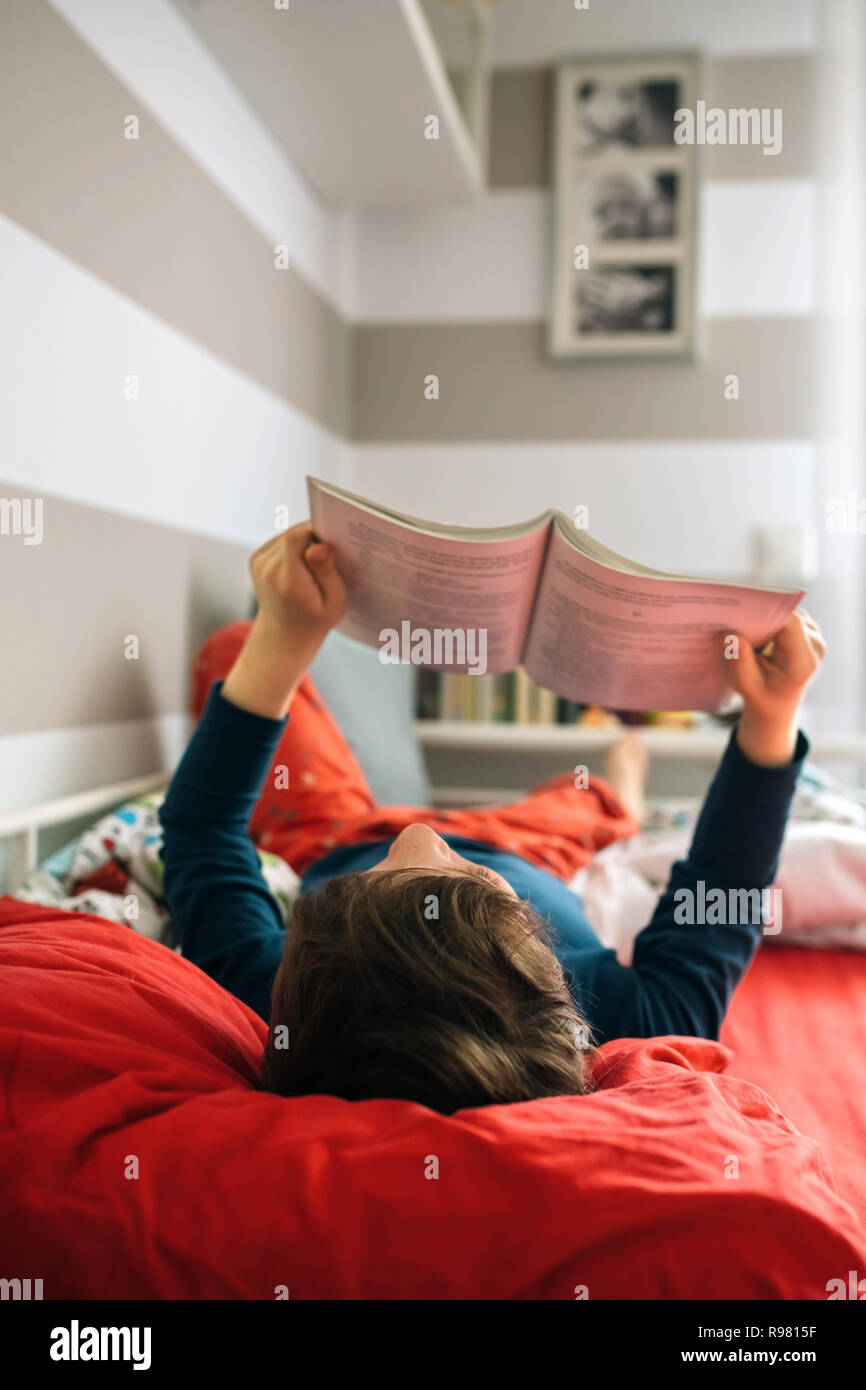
605,732,648,823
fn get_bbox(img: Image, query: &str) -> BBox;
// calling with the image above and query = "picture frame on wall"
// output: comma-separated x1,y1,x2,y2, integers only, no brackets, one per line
549,53,699,360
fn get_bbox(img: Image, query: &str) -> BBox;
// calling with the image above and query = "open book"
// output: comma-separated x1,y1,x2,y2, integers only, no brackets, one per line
308,477,804,712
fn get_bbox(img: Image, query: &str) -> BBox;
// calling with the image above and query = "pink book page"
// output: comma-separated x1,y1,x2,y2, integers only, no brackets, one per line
310,482,550,674
524,525,803,710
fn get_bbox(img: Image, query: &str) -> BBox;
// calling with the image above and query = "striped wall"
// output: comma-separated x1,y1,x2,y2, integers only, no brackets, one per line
0,0,847,819
0,0,351,813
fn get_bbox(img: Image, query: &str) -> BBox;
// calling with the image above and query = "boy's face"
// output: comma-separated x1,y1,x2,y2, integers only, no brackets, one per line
364,823,518,897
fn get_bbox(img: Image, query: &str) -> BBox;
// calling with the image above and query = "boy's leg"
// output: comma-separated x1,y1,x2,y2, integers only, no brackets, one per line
191,621,377,870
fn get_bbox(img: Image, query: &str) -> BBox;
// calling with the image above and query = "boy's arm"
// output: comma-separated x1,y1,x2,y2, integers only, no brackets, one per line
563,609,826,1043
161,525,346,1021
160,686,292,1021
563,726,807,1042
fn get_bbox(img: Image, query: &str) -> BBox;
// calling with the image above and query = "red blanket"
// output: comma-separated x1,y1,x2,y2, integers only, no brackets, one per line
722,947,866,1229
1,899,863,1300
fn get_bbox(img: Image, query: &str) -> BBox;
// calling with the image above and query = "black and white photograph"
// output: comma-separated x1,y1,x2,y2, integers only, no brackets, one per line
551,53,698,358
577,169,679,242
576,264,676,335
577,77,680,150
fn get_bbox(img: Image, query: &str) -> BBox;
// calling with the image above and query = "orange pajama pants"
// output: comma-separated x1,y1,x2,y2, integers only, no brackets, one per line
192,621,638,880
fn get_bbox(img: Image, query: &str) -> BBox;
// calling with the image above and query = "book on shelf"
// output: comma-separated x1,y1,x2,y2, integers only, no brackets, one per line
308,475,803,713
420,671,565,725
415,669,632,726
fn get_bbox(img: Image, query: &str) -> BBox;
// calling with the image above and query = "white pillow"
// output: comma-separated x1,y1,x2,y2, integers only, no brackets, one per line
572,820,866,959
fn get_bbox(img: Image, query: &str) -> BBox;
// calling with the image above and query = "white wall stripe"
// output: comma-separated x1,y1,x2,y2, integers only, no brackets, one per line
48,0,354,318
351,182,815,324
0,714,188,817
351,190,549,324
699,180,816,318
492,0,817,65
351,440,815,579
0,213,349,545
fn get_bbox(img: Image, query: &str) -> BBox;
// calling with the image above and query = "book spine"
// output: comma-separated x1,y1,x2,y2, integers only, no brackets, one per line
415,669,441,719
445,674,474,721
495,673,516,721
537,686,557,724
474,674,495,724
441,675,459,721
515,669,532,724
556,698,584,724
464,675,477,721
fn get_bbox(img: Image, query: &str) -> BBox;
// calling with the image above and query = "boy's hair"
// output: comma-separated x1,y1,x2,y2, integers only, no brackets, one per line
262,869,596,1113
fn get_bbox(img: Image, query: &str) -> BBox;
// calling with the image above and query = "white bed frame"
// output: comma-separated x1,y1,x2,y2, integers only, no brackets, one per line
0,772,169,894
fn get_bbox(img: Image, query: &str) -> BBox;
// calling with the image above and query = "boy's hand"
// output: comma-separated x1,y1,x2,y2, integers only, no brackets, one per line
722,610,826,766
249,524,346,645
222,524,346,718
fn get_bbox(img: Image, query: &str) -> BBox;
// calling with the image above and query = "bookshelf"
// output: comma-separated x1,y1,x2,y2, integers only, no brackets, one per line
416,721,866,760
415,721,866,806
414,671,866,802
416,721,728,757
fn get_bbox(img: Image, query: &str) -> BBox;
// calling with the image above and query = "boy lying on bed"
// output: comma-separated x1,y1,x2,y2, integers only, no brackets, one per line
161,524,825,1114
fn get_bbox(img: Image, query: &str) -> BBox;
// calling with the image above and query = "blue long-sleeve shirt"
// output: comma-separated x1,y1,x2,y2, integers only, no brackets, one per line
160,682,807,1042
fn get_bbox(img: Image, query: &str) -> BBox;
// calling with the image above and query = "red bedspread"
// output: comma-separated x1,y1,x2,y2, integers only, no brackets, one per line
722,946,866,1228
1,899,863,1300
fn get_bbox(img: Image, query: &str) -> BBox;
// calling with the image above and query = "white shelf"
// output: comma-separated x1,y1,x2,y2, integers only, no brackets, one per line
176,0,483,207
416,721,727,757
415,721,866,762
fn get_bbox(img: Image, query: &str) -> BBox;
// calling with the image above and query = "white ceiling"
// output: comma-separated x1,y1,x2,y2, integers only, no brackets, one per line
490,0,816,65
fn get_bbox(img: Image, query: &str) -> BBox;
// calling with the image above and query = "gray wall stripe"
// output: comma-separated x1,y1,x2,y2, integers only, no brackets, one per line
353,318,813,442
0,483,250,734
490,55,815,189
